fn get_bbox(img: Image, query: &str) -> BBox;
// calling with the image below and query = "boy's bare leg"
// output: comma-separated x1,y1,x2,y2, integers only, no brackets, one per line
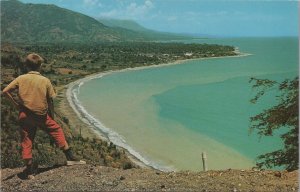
25,158,32,165
61,142,69,151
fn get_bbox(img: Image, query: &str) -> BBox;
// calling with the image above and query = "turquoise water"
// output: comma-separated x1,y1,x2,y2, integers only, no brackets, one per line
76,37,298,170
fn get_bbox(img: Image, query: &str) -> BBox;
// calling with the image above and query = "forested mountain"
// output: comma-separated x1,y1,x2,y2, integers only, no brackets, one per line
98,18,150,32
1,0,191,43
98,18,191,41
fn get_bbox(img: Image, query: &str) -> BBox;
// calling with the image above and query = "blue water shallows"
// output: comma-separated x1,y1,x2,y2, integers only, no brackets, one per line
74,37,298,171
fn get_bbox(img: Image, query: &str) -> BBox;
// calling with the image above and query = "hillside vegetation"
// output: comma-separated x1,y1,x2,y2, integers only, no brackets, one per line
98,18,189,40
98,18,150,32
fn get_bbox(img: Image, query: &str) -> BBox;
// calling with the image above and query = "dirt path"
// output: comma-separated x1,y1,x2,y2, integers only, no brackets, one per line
1,165,298,192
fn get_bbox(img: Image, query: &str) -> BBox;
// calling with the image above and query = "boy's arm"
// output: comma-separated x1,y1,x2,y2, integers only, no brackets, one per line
2,90,20,109
46,79,57,119
47,96,55,119
2,79,20,110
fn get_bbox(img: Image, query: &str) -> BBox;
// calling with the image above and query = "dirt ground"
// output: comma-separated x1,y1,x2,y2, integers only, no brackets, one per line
1,164,298,192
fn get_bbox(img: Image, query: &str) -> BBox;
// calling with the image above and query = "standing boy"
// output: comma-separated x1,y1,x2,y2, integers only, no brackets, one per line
2,53,85,179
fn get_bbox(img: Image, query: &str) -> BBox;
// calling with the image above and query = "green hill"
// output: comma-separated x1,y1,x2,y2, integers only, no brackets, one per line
1,0,119,42
1,0,192,43
99,18,193,41
98,18,149,32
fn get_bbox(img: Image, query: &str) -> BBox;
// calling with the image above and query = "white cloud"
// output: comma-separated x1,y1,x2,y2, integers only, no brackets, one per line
83,0,101,6
83,0,104,8
145,0,153,8
100,9,118,18
99,0,154,19
167,16,177,21
126,0,154,17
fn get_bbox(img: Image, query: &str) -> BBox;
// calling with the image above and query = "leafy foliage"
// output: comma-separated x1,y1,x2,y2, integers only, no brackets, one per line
249,77,299,171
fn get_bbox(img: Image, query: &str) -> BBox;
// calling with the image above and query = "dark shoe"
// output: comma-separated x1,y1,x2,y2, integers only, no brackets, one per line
23,164,35,180
63,148,86,166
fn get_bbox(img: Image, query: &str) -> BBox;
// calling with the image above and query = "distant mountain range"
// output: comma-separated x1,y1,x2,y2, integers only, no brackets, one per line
1,0,192,43
98,18,150,32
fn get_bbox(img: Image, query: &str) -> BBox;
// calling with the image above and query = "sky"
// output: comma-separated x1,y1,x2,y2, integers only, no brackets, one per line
19,0,299,37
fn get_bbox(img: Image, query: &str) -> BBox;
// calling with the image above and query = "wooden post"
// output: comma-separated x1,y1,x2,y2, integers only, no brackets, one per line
202,152,207,171
79,126,82,138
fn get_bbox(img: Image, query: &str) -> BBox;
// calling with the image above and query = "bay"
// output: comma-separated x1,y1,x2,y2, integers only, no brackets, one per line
76,37,298,171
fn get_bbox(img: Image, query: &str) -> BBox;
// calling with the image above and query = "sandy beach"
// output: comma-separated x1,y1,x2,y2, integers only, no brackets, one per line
56,85,103,139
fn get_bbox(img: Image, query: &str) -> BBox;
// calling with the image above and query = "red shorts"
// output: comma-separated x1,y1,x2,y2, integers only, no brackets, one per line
19,110,66,159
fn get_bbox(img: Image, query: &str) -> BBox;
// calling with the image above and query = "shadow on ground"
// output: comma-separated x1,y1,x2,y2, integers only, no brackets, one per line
3,164,65,181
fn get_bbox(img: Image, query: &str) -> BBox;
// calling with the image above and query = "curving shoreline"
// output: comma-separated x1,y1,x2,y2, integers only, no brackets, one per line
63,51,251,171
66,74,168,170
